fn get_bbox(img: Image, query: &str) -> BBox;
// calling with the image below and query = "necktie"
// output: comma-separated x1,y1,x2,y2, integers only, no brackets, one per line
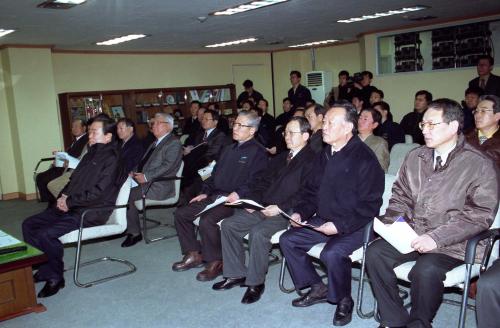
435,155,443,171
137,144,156,173
286,151,293,165
202,131,208,142
479,79,486,89
479,135,488,145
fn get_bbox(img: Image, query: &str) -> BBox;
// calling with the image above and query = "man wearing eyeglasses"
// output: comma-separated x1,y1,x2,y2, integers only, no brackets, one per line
465,95,500,168
173,110,268,282
365,99,498,328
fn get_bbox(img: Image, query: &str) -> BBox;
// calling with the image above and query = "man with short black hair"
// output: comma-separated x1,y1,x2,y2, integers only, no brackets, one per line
23,116,126,298
369,89,384,105
353,70,377,107
305,103,326,153
469,55,500,97
288,70,312,109
116,118,144,173
462,86,484,133
280,102,384,326
358,108,389,172
466,94,500,168
366,98,498,328
184,101,202,139
173,110,268,282
400,90,433,145
237,79,263,108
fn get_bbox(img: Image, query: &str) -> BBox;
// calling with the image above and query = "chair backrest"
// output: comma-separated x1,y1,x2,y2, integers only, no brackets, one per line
106,178,132,226
488,202,500,262
179,134,189,145
380,174,397,216
387,141,419,175
172,161,184,202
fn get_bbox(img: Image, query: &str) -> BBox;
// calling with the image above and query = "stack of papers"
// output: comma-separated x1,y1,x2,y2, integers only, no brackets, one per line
54,152,80,169
373,217,419,254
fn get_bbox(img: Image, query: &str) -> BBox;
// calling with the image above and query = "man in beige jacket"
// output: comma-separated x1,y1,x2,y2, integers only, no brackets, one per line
365,98,498,328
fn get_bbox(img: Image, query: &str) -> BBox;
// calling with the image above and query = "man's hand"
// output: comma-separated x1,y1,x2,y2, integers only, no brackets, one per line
183,146,194,156
411,234,438,253
56,194,69,212
314,222,338,235
190,194,208,203
261,205,280,217
266,147,277,155
226,192,240,203
245,209,256,213
133,172,147,184
289,213,303,228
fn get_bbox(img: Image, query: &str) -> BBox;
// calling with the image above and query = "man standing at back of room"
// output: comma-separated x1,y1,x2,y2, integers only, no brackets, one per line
400,90,433,145
172,110,268,282
288,70,312,109
237,79,263,108
469,55,500,98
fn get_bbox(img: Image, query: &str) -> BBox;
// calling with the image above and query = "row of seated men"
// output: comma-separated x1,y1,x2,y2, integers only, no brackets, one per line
26,94,500,327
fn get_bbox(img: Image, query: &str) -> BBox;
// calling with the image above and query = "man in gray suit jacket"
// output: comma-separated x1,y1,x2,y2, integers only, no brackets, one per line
122,112,182,247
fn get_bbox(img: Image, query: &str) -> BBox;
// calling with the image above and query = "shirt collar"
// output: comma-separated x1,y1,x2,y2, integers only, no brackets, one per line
155,132,170,147
433,142,457,167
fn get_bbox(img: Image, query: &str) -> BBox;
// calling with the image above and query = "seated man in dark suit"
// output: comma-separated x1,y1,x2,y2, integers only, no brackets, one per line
23,116,126,298
116,118,145,173
181,109,230,201
279,102,384,326
36,118,88,204
469,55,500,98
213,117,315,304
304,103,326,153
121,113,183,247
207,103,230,135
172,110,268,282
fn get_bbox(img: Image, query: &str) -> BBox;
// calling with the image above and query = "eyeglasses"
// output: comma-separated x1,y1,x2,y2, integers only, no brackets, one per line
282,130,303,137
418,121,445,130
472,109,494,115
233,122,252,129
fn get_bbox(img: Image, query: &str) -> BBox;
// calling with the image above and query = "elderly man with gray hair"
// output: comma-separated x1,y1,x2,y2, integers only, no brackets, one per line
121,112,183,247
172,110,268,282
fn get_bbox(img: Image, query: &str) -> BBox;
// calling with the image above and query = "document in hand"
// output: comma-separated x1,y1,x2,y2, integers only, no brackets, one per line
54,152,80,169
225,199,265,211
373,217,419,254
195,196,228,216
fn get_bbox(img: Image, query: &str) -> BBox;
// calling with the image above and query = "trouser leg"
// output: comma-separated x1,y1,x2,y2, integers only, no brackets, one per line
198,204,234,262
245,215,288,286
319,227,364,303
279,226,329,289
22,208,80,281
220,210,261,278
407,253,463,328
365,239,419,327
36,167,63,203
126,186,143,235
173,200,208,255
476,259,500,328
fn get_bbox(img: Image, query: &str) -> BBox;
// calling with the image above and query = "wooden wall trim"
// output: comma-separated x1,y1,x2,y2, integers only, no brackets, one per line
1,192,36,201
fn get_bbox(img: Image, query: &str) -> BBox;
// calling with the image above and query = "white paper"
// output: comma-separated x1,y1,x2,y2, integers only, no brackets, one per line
130,177,139,188
198,161,215,181
225,199,265,210
374,217,419,254
0,229,22,248
54,151,80,169
195,196,228,216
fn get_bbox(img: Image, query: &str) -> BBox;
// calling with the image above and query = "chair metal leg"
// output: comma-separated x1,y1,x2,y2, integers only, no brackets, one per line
458,264,473,328
356,244,376,319
70,227,136,288
278,256,296,293
142,205,177,244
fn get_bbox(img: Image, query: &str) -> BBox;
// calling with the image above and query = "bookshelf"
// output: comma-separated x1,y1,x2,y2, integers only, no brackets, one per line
58,84,236,148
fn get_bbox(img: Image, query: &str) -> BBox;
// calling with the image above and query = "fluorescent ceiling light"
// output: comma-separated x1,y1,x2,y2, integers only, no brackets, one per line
212,0,288,16
96,34,147,46
53,0,86,4
0,29,15,38
205,37,258,48
289,39,339,48
337,6,428,23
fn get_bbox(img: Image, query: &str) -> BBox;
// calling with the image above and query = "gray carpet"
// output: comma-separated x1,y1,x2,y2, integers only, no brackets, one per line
0,200,477,328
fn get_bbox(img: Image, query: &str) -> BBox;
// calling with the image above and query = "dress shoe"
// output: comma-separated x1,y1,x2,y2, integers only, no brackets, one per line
37,279,65,298
33,271,45,283
241,284,265,304
333,296,354,326
172,251,203,272
196,260,223,281
292,282,328,307
212,277,245,291
121,233,143,247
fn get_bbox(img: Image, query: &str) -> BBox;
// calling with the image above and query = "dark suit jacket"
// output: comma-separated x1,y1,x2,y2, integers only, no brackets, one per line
295,136,384,235
137,133,183,200
63,142,126,226
119,134,145,173
469,73,500,97
183,118,201,145
216,116,230,135
288,84,312,108
309,130,325,154
237,90,264,107
248,145,316,213
67,134,89,158
465,128,500,169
